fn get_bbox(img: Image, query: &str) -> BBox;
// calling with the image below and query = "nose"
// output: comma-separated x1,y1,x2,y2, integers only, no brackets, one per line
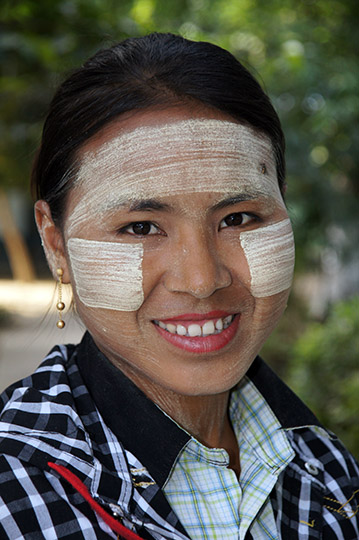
163,230,232,299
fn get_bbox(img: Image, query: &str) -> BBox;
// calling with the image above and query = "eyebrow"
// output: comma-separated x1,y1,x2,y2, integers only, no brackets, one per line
211,194,257,211
106,192,260,214
129,198,173,212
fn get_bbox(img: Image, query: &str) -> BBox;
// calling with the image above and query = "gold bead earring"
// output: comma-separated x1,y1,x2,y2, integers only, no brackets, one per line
56,268,65,329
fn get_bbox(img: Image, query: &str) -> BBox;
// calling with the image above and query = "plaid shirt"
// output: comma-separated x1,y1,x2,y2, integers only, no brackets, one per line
0,332,358,539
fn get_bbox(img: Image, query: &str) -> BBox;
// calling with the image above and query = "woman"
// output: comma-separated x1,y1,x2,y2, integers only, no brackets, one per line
0,33,358,540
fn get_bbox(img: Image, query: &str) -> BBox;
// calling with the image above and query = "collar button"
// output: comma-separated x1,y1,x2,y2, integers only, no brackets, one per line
304,461,319,475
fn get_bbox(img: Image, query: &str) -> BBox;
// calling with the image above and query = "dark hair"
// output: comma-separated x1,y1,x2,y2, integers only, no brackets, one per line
31,32,285,225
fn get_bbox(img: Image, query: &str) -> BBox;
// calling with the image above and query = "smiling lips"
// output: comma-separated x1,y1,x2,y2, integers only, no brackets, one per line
153,311,239,353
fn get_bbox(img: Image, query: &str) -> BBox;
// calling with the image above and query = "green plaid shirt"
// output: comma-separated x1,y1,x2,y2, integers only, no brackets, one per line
164,376,295,539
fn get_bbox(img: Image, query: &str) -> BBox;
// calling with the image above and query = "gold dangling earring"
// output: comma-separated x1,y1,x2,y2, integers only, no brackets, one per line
56,268,65,329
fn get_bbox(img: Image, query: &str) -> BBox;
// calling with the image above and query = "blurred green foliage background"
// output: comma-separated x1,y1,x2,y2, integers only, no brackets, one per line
1,0,358,456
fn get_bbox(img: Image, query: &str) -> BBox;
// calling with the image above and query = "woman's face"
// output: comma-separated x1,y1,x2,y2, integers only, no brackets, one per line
59,105,294,397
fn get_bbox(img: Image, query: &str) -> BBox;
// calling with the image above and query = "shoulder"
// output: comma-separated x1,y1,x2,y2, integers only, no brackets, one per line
247,358,359,536
0,341,95,468
282,428,359,538
0,342,81,430
0,342,77,410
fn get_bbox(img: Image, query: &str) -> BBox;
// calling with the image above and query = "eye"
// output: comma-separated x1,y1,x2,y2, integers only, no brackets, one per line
121,221,160,236
219,212,254,230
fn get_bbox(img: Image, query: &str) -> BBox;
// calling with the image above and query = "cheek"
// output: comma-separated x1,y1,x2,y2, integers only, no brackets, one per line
67,238,144,311
239,219,295,298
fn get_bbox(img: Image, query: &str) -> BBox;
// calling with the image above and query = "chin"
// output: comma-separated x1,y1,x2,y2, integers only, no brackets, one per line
159,360,254,397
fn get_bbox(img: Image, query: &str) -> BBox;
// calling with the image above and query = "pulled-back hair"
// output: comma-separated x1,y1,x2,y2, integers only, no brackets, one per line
31,32,285,225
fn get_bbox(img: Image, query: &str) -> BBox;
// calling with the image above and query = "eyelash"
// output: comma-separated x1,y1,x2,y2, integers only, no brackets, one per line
118,212,258,237
218,212,257,230
119,222,161,236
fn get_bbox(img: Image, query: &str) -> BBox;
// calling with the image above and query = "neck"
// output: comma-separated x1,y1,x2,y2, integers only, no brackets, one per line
107,352,242,476
155,390,230,447
142,382,241,477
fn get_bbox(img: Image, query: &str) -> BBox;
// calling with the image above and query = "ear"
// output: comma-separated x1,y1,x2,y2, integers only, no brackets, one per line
34,200,71,283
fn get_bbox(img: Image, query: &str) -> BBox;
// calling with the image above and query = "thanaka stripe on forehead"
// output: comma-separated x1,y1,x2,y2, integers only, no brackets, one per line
67,119,284,237
76,120,279,202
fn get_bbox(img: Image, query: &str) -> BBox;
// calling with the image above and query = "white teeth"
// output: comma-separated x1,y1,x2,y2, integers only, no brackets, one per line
156,315,235,337
188,324,202,337
202,321,215,336
177,324,187,336
215,318,223,331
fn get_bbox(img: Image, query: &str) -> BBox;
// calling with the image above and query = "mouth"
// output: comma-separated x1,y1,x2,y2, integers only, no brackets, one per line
152,311,239,353
154,313,234,337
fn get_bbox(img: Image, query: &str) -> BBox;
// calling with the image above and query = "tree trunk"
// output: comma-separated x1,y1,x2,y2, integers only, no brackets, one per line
0,189,36,281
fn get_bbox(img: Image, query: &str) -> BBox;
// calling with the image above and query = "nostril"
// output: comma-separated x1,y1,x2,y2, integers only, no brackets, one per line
164,260,232,298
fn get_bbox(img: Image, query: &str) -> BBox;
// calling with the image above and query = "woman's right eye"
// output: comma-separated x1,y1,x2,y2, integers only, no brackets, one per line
120,222,160,236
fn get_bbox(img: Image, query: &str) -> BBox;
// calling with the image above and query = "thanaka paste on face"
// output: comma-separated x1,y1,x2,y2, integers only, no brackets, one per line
239,219,295,297
65,119,294,310
67,238,144,310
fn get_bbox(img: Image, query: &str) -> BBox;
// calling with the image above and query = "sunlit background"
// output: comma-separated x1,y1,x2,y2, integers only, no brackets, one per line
0,0,358,456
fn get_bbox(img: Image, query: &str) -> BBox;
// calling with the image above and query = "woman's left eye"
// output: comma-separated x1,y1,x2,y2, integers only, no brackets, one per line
219,212,254,229
121,222,160,236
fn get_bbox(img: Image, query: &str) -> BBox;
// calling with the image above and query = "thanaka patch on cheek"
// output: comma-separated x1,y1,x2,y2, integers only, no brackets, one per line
67,238,144,311
239,219,295,297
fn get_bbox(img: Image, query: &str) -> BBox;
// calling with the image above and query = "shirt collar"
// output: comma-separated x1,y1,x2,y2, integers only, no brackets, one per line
245,356,322,430
76,332,190,488
230,376,294,472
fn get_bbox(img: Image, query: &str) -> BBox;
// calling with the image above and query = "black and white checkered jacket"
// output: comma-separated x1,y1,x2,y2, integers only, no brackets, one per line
0,333,358,539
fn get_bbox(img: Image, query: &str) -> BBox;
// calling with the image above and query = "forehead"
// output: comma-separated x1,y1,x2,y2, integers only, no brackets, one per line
74,119,279,203
64,119,283,236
